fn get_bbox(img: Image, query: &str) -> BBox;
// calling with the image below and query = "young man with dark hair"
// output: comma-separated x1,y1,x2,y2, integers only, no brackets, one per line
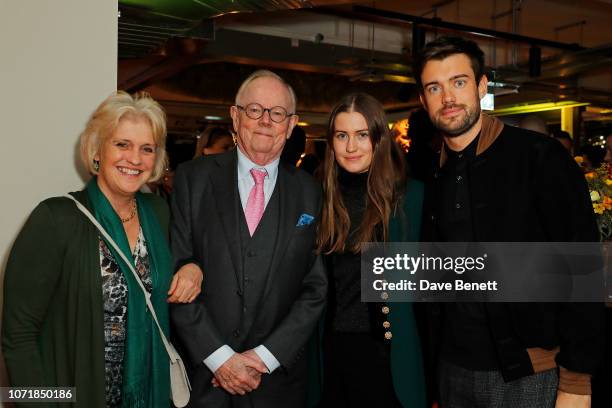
416,36,604,408
552,130,574,154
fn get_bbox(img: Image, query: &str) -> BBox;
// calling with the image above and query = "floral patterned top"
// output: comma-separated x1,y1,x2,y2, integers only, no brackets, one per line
99,229,152,408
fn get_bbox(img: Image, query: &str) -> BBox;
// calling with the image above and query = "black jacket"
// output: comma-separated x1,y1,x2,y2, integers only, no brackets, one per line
421,118,605,381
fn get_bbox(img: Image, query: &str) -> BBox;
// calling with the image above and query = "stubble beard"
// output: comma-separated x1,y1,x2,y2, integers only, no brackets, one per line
433,102,481,138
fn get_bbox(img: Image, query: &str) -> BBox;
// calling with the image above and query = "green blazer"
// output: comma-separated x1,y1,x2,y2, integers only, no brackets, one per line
2,190,169,408
387,179,426,408
308,179,426,408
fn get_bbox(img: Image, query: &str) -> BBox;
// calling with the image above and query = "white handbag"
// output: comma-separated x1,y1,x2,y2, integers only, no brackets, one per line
65,194,191,408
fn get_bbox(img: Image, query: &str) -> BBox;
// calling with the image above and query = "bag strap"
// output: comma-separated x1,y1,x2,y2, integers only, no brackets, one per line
64,194,181,363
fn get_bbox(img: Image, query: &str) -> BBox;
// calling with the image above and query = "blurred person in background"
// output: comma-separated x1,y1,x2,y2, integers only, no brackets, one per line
552,130,574,155
2,91,201,408
280,125,306,167
299,139,326,178
405,108,440,183
578,144,605,172
604,134,612,164
518,114,548,136
193,126,235,159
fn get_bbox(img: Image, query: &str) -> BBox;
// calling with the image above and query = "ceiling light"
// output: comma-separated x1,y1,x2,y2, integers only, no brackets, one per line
487,81,520,96
490,101,590,116
382,74,416,84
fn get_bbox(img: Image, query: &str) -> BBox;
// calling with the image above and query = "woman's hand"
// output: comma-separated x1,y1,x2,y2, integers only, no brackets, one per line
167,263,203,303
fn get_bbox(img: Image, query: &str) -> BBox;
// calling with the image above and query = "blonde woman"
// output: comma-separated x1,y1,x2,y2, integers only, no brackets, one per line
3,91,201,407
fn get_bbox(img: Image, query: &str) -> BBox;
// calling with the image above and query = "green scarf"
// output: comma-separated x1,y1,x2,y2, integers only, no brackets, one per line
87,179,171,408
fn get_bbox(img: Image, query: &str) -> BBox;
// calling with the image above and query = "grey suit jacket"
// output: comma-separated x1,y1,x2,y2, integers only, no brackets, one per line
170,149,327,407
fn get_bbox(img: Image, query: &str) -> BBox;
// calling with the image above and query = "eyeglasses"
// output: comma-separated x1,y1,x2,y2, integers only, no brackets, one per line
235,103,294,123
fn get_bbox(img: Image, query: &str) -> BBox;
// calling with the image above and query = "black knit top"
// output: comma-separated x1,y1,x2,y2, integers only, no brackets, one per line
328,168,371,333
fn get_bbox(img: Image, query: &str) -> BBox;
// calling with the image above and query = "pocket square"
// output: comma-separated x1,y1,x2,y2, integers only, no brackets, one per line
296,213,315,227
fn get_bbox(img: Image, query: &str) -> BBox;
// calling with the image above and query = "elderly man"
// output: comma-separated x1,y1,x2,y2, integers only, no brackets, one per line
415,37,604,408
170,70,327,407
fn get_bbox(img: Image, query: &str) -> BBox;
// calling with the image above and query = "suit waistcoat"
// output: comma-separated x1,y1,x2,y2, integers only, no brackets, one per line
237,184,280,337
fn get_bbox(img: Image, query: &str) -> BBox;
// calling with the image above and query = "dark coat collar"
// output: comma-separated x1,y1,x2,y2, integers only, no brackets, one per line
439,113,505,167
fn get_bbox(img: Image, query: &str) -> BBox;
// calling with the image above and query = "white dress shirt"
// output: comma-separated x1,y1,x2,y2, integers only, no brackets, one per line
203,146,281,374
236,146,279,211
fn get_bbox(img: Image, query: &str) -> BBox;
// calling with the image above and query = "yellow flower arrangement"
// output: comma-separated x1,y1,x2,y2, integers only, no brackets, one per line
581,159,612,240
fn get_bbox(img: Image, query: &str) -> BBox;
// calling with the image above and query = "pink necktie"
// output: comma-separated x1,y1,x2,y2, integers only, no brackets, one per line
245,168,267,236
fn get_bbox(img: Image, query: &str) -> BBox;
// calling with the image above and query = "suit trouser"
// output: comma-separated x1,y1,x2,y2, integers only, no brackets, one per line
438,359,558,408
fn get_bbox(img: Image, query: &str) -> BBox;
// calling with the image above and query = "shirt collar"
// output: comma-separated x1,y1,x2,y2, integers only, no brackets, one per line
236,146,280,181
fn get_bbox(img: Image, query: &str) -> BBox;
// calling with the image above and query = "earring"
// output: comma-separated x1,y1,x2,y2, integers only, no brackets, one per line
93,159,100,172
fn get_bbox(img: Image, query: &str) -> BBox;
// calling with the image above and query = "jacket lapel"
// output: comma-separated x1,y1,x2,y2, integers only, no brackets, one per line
210,150,244,292
263,164,301,296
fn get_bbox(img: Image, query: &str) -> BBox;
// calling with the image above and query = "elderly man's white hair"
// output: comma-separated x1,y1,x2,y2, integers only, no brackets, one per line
234,70,297,113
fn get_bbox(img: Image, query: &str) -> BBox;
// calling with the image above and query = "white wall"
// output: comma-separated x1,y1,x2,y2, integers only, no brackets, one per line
0,0,118,394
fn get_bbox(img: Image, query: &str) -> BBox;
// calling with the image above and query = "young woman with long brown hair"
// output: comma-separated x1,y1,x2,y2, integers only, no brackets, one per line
316,93,426,407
